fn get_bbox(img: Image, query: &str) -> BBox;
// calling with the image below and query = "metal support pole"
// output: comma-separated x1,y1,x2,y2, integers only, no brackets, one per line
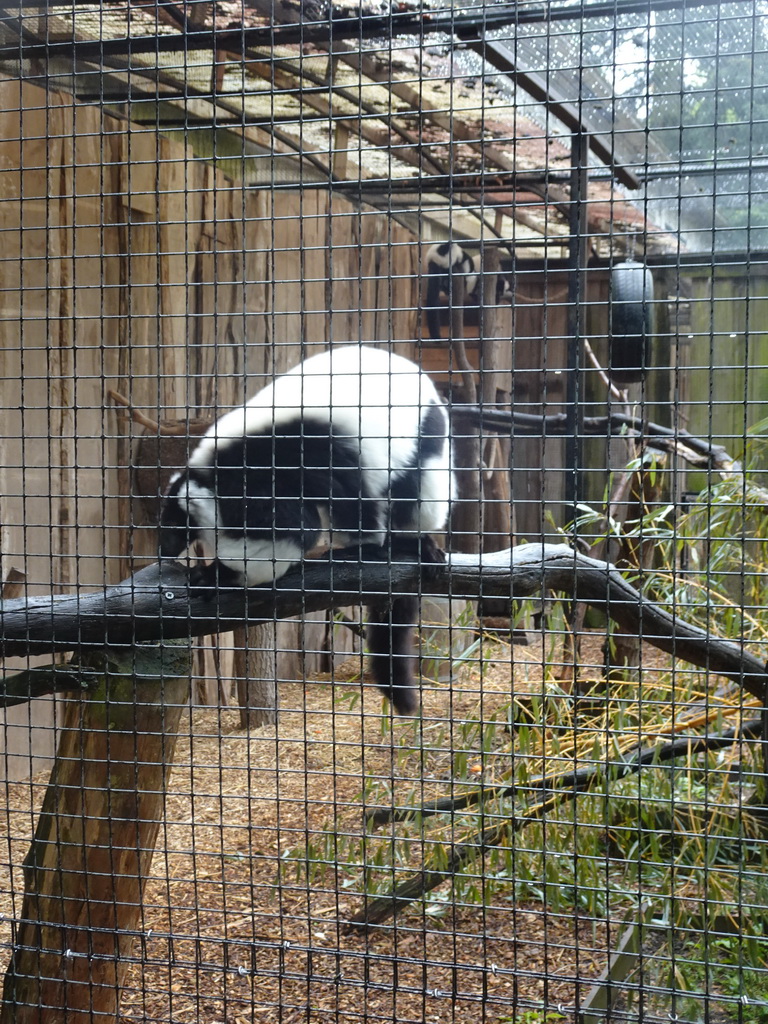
565,130,591,515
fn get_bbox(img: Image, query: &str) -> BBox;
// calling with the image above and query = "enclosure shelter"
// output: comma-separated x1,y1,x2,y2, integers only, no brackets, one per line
0,1,767,1022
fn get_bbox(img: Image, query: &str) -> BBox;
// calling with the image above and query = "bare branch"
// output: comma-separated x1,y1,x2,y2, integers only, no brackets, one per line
582,337,629,402
453,406,741,476
107,389,162,432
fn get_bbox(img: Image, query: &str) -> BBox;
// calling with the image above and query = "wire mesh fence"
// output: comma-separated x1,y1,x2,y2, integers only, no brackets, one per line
0,1,767,1022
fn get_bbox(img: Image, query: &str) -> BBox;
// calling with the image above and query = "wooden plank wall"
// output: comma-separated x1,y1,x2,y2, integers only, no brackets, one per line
679,264,768,491
0,77,419,779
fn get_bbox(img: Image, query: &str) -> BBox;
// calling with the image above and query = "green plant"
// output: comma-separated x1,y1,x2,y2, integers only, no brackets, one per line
497,1011,566,1024
638,924,768,1022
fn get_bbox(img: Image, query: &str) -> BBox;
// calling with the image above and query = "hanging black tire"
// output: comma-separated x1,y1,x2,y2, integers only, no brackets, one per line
609,262,655,385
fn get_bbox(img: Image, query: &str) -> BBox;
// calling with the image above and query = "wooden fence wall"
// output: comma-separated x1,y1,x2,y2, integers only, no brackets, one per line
677,263,768,490
0,77,419,779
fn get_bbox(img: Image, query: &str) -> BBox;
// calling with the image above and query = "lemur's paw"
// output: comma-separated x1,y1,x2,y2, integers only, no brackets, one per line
389,535,446,564
187,563,218,602
418,536,447,564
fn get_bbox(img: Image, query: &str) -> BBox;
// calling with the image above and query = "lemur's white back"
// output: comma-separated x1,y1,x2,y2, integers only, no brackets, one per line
190,345,442,481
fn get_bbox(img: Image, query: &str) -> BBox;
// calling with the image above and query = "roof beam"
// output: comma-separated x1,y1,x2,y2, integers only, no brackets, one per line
460,36,640,191
145,3,457,186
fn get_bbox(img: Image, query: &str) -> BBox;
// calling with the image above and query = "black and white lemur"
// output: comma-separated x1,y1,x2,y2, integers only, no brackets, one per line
159,345,455,715
424,242,511,340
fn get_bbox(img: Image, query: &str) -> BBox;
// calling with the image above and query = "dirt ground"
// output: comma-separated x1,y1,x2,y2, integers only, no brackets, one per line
0,633,644,1024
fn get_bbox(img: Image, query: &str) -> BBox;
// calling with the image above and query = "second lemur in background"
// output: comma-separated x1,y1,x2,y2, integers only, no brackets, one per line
159,345,455,716
424,242,512,340
424,242,478,340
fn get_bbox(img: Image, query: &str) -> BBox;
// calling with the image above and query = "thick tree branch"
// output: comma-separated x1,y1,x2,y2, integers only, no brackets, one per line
1,544,766,703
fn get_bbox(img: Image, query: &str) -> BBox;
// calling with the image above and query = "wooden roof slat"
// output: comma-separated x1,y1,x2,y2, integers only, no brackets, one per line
131,0,455,183
253,57,451,178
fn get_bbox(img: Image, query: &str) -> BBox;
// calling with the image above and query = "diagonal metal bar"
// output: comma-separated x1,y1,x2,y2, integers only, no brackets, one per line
461,36,640,190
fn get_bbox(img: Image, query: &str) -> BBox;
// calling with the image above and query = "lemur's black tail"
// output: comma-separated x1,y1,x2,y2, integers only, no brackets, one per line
366,595,420,715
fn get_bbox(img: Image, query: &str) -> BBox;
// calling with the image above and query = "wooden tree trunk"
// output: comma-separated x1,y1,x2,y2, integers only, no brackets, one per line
232,623,277,728
448,274,483,555
478,246,501,541
1,641,191,1023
